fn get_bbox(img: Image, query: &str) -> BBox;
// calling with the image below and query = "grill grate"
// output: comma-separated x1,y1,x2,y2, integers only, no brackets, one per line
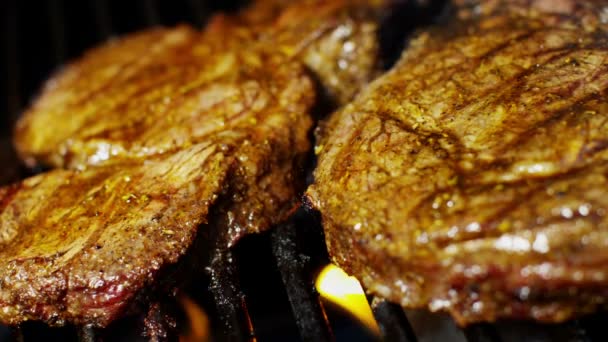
271,222,333,341
1,1,608,341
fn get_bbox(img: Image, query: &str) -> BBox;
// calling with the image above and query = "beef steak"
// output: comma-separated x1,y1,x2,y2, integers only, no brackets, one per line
0,0,386,327
308,0,608,325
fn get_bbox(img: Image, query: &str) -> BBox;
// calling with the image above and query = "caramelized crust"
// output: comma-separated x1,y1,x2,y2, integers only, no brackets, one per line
14,26,312,171
0,143,229,326
14,1,383,171
2,24,314,326
1,0,388,327
238,0,384,104
309,0,608,325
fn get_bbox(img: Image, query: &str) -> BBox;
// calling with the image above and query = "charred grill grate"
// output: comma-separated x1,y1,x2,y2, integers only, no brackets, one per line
0,1,607,341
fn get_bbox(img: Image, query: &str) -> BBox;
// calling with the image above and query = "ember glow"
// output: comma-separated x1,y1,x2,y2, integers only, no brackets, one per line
315,264,380,335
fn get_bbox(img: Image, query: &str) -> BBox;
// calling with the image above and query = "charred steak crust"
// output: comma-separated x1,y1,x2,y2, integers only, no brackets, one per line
0,143,230,326
1,0,387,327
1,26,315,326
308,0,608,325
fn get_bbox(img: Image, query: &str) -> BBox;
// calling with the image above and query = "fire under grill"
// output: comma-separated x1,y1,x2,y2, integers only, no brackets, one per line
1,0,608,341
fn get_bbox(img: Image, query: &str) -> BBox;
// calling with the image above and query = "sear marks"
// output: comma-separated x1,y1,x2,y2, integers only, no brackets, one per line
14,26,312,171
1,0,387,328
0,24,315,327
308,0,608,326
235,0,384,105
0,143,230,327
14,0,384,171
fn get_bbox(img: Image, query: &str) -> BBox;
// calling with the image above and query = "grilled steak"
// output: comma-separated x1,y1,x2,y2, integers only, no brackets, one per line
1,0,385,327
0,30,314,326
237,0,383,104
14,26,305,171
15,1,383,170
0,143,232,326
308,0,608,325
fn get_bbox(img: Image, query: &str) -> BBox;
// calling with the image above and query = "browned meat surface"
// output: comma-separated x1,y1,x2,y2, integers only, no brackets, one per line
237,0,383,104
14,1,383,171
1,0,386,328
0,143,230,326
308,0,608,325
1,29,313,325
14,26,307,171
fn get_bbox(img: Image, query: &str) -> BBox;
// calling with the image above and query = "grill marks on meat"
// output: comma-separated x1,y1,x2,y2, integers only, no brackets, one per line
238,0,383,104
15,1,383,171
0,25,315,323
1,0,385,327
1,33,314,325
308,1,608,325
14,26,312,171
0,143,229,326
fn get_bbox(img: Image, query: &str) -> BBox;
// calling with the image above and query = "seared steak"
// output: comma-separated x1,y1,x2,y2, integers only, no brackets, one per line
0,143,231,326
1,29,314,326
1,0,385,327
308,0,608,325
15,1,383,171
237,0,383,104
14,26,309,171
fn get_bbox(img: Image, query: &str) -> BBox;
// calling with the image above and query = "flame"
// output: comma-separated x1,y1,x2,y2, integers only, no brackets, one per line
315,264,380,335
179,295,210,342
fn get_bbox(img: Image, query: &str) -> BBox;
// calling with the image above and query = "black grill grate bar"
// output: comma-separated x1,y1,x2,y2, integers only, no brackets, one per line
2,0,21,129
46,0,67,65
78,326,98,342
372,300,417,342
207,249,254,341
271,223,334,342
140,0,161,26
91,0,114,39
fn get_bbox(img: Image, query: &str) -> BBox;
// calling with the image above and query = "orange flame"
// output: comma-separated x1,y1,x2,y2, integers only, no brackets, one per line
179,296,210,342
315,264,380,335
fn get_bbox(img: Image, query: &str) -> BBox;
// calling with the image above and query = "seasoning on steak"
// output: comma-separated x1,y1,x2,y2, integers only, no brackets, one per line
1,0,386,327
236,0,383,104
14,1,383,171
0,29,313,327
0,143,232,326
308,0,608,325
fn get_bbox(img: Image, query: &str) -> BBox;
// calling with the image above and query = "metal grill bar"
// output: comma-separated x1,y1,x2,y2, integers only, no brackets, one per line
207,249,254,341
271,222,333,342
78,326,98,342
372,300,417,342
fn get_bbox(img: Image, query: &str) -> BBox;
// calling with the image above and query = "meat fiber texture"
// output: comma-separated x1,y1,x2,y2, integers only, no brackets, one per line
1,0,384,327
0,25,313,327
308,0,608,325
